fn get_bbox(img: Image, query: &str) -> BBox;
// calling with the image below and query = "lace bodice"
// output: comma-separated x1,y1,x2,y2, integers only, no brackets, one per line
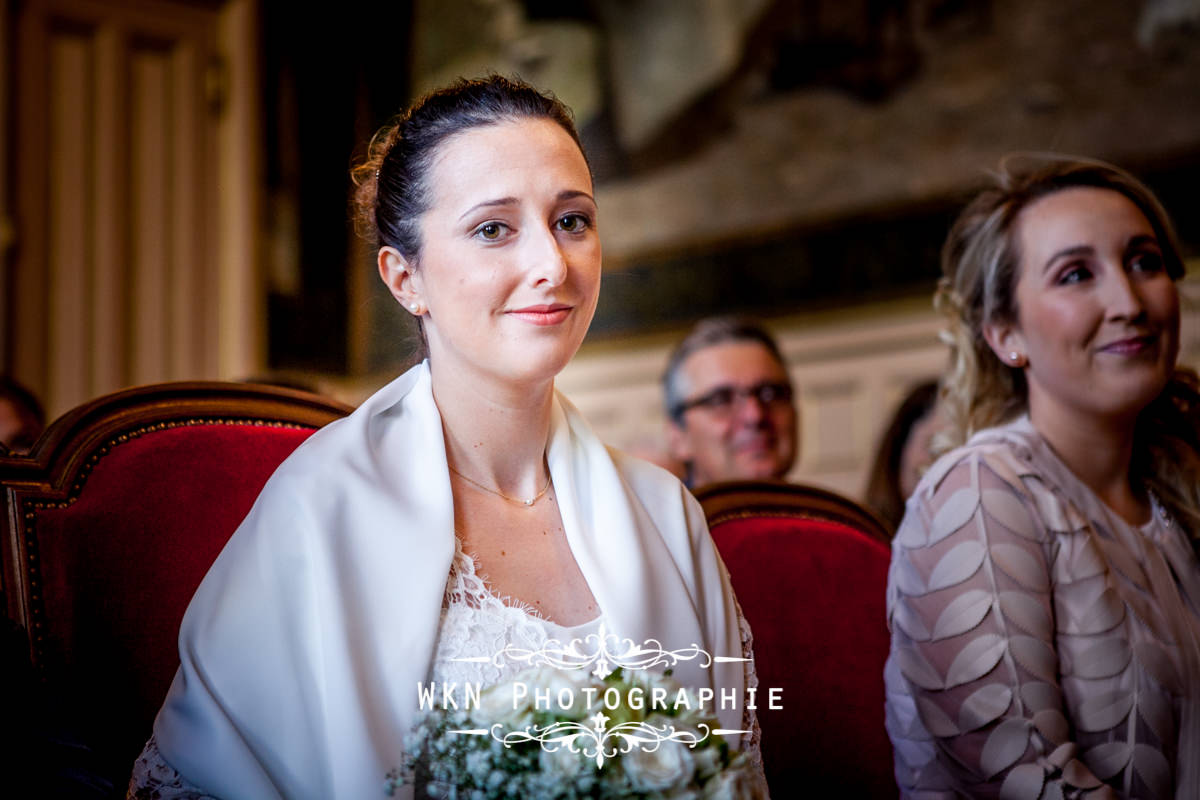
432,536,607,689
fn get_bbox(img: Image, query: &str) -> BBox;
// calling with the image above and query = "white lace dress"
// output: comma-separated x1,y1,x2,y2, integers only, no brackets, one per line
130,539,767,798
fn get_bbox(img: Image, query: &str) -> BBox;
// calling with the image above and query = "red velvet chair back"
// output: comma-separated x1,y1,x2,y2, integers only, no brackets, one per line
695,480,895,798
0,382,350,783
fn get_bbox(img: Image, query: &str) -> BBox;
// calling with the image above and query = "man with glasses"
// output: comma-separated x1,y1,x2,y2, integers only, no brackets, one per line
662,317,798,489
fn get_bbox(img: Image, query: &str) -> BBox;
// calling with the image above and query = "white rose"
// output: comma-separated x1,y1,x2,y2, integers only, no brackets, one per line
672,693,708,727
524,665,595,686
633,671,710,722
476,679,529,724
524,666,595,717
691,746,723,782
638,669,676,692
539,744,587,780
623,739,695,793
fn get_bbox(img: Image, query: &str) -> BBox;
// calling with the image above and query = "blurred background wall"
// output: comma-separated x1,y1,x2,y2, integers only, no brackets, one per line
2,0,1198,499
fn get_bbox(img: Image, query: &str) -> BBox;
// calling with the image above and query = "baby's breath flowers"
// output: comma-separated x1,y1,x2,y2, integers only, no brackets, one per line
387,667,758,799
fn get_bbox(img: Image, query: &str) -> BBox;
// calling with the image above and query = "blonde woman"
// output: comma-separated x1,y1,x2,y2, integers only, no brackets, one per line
886,157,1200,799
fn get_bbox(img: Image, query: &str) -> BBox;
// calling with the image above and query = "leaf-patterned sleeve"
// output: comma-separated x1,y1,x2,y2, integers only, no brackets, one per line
885,449,1117,800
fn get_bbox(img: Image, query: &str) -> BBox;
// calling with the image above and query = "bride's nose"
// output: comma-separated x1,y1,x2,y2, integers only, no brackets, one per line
523,225,568,287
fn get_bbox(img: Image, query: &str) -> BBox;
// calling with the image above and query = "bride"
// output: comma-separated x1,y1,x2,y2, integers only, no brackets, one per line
129,76,764,799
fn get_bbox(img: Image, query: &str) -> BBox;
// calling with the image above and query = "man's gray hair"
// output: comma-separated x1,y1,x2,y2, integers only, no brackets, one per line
662,316,789,423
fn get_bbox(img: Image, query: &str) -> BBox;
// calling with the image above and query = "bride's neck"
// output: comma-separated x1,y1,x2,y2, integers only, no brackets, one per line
430,361,555,494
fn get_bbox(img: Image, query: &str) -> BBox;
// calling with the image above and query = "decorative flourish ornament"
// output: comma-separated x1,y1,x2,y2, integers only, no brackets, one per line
455,717,712,769
452,622,748,679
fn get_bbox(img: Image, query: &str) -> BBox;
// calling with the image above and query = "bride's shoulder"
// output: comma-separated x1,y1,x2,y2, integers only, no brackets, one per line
606,445,710,535
260,364,434,494
607,445,690,497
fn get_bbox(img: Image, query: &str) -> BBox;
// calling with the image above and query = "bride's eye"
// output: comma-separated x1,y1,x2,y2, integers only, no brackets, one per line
474,222,507,241
556,213,590,233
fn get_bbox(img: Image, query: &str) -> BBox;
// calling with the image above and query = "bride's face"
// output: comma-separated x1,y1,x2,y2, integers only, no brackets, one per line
408,117,600,387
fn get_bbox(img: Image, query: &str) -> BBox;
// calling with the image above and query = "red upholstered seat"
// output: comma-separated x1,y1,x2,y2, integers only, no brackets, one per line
0,382,350,789
696,480,896,798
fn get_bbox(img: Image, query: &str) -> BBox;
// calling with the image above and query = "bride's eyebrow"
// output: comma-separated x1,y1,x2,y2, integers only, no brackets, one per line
558,189,595,205
457,189,596,222
458,197,518,222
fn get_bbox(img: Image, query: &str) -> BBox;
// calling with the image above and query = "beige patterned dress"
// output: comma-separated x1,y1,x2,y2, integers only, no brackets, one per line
885,417,1200,799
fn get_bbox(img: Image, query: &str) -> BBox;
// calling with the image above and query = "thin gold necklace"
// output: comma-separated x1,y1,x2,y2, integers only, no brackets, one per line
448,462,552,507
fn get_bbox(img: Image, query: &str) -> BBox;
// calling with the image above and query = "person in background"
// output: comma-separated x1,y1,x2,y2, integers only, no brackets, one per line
0,376,46,454
863,379,943,532
886,156,1200,799
663,316,798,489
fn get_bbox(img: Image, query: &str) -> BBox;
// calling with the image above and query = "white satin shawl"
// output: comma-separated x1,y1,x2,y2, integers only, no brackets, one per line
153,361,746,800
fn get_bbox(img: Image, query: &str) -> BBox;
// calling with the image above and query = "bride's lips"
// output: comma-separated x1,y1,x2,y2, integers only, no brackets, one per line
507,304,573,326
1097,333,1157,356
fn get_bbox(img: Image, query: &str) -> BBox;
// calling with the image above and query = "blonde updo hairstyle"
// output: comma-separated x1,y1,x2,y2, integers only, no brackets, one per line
937,155,1200,539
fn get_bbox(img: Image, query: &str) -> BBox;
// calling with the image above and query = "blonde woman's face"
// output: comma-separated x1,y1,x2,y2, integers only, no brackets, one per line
993,187,1178,426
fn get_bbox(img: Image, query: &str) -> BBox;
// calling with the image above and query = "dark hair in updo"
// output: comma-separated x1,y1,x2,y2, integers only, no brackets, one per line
352,75,587,259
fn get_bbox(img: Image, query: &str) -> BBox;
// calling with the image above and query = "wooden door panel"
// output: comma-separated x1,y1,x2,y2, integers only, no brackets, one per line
9,0,252,418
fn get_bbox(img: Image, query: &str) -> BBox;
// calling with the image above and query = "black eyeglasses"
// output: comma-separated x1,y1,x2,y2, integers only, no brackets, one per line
672,381,793,420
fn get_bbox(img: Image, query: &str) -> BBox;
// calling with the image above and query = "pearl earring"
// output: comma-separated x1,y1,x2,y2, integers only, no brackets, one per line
409,303,420,312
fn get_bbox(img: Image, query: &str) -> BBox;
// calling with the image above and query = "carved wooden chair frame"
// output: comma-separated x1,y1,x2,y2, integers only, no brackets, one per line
694,479,892,543
0,381,352,672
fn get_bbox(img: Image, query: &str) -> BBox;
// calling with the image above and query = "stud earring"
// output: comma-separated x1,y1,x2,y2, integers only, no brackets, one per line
1008,352,1024,366
409,303,420,313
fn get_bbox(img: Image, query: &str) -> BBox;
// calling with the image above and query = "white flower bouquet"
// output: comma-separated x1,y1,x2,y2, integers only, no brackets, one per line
387,667,757,799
